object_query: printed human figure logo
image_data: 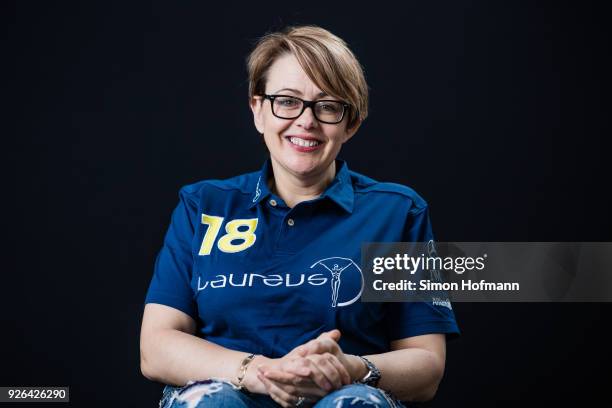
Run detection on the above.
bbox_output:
[252,176,262,202]
[310,257,363,307]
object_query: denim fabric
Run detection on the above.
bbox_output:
[159,380,407,408]
[315,384,406,408]
[159,380,277,408]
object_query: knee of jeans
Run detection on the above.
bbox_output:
[318,384,397,408]
[160,379,238,408]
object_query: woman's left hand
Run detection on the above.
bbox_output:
[292,329,367,381]
[257,352,350,407]
[257,330,365,407]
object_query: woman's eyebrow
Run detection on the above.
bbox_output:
[273,88,328,97]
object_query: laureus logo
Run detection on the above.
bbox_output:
[310,257,364,308]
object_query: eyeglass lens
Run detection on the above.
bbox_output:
[272,96,344,123]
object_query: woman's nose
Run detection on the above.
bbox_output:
[295,106,318,129]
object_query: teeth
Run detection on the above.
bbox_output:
[290,137,320,147]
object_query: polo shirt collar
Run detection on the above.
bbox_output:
[249,160,273,208]
[320,160,354,213]
[248,159,354,213]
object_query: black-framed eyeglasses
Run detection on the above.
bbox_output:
[262,94,350,125]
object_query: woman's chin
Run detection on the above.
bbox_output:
[283,158,326,178]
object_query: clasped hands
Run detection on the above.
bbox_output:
[243,329,366,407]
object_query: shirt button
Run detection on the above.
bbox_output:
[287,218,295,227]
[269,199,277,207]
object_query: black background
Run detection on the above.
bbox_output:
[3,1,611,407]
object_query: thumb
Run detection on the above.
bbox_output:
[293,345,308,357]
[319,329,341,342]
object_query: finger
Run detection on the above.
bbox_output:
[287,344,308,358]
[303,338,337,356]
[307,354,345,390]
[265,366,320,392]
[279,358,323,385]
[326,354,351,385]
[296,330,343,357]
[258,371,299,397]
[258,373,283,405]
[291,384,328,399]
[299,358,334,391]
[260,365,328,398]
[294,345,308,357]
[279,358,313,378]
[258,372,298,408]
[319,329,341,342]
[278,356,345,391]
[268,391,292,408]
[261,367,301,384]
[263,373,328,400]
[300,339,320,356]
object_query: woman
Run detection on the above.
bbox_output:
[140,25,459,408]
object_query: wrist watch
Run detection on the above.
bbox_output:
[356,356,381,387]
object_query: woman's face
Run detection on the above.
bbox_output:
[250,53,359,180]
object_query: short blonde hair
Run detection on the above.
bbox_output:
[247,25,369,129]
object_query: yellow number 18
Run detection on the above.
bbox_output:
[198,213,258,255]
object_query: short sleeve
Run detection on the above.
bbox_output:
[386,204,461,341]
[144,187,198,319]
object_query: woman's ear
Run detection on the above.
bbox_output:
[249,97,265,134]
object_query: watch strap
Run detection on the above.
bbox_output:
[357,356,381,387]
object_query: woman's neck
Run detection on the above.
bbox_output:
[269,160,336,208]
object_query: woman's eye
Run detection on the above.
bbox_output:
[319,103,340,113]
[277,98,299,107]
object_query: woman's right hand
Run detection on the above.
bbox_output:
[290,329,367,382]
[259,353,351,407]
[253,330,352,407]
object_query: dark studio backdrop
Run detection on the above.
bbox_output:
[2,1,611,407]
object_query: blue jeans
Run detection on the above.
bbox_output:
[159,379,408,408]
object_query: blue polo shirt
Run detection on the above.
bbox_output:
[145,159,459,358]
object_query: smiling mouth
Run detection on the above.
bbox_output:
[286,136,322,147]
